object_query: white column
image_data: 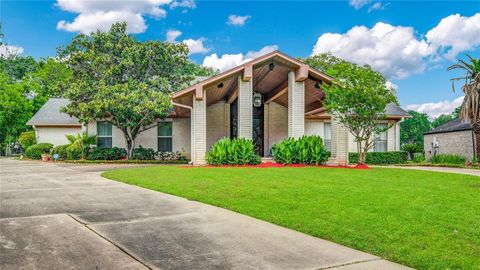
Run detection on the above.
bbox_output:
[287,71,305,138]
[327,115,349,166]
[192,91,207,165]
[238,75,253,139]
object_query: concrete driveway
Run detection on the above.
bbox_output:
[0,159,410,270]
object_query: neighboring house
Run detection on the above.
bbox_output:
[27,51,410,165]
[424,118,475,162]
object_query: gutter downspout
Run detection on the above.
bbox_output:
[171,101,194,165]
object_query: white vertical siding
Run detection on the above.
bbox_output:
[287,71,305,138]
[238,76,252,139]
[192,92,207,165]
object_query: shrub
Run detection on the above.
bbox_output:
[430,154,465,165]
[132,146,155,160]
[272,135,329,165]
[349,151,408,165]
[18,131,36,150]
[50,145,69,160]
[86,147,126,160]
[156,151,186,161]
[25,143,53,160]
[402,143,421,160]
[412,153,425,163]
[206,138,261,165]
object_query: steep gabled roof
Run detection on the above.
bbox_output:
[385,103,411,118]
[424,118,472,135]
[27,98,81,126]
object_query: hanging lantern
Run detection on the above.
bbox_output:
[253,92,263,107]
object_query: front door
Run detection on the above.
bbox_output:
[252,104,264,156]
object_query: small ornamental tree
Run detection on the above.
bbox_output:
[305,54,397,164]
[59,22,193,158]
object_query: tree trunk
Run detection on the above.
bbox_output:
[472,120,480,164]
[357,141,366,165]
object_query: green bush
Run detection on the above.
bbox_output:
[206,138,261,165]
[132,146,155,160]
[412,153,425,163]
[349,151,408,165]
[50,145,69,160]
[18,131,36,150]
[25,143,53,160]
[272,135,329,165]
[86,147,126,160]
[430,154,465,165]
[402,143,421,160]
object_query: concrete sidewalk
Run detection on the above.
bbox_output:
[0,159,411,270]
[378,165,480,176]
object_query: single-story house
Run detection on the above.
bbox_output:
[424,118,476,161]
[27,51,410,165]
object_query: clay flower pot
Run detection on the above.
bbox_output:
[41,154,50,162]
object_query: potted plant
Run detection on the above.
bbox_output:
[41,153,50,162]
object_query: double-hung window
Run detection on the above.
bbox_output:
[97,121,112,148]
[373,123,388,152]
[324,122,332,151]
[158,121,173,152]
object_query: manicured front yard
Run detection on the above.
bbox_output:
[102,166,480,269]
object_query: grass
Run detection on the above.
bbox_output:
[102,166,480,269]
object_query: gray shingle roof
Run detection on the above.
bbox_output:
[27,98,81,126]
[385,103,410,117]
[424,118,472,135]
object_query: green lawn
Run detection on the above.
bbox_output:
[102,166,480,269]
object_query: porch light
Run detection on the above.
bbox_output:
[314,82,321,89]
[253,92,263,107]
[217,82,224,88]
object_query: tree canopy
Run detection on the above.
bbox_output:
[59,22,194,158]
[400,110,431,148]
[304,53,397,164]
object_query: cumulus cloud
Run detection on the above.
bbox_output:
[312,22,434,79]
[405,96,464,119]
[0,45,24,58]
[227,15,251,26]
[56,0,172,34]
[426,13,480,60]
[165,29,209,55]
[202,45,278,72]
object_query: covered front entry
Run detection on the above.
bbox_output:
[171,50,349,165]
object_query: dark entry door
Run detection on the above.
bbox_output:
[252,105,264,156]
[230,99,238,138]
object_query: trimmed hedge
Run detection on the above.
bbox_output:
[86,147,126,160]
[132,146,155,160]
[430,154,465,165]
[349,151,408,165]
[206,138,261,165]
[272,135,329,165]
[25,143,53,160]
[50,145,83,160]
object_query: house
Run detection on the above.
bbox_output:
[27,51,410,165]
[424,118,475,161]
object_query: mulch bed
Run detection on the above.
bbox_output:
[184,162,371,169]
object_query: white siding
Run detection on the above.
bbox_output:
[192,92,207,165]
[34,126,82,146]
[238,76,252,139]
[206,100,228,150]
[287,71,305,138]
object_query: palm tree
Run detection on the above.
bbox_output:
[448,54,480,161]
[66,131,97,159]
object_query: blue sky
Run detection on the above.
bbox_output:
[2,0,479,118]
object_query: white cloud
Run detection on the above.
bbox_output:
[368,2,388,13]
[170,0,196,9]
[405,96,464,119]
[0,45,24,58]
[349,0,371,9]
[426,13,480,60]
[55,0,172,34]
[227,15,251,26]
[202,45,278,72]
[312,22,434,79]
[165,29,209,55]
[166,29,182,42]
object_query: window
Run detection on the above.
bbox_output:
[373,123,388,152]
[324,123,331,151]
[158,122,173,152]
[97,121,112,148]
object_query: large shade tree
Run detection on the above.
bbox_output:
[304,54,397,164]
[59,22,194,158]
[448,54,480,160]
[400,110,431,148]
